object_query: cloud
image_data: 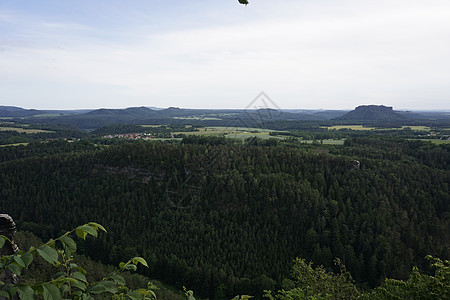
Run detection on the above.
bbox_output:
[1,0,450,109]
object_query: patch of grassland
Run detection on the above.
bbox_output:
[419,139,450,145]
[322,139,345,145]
[226,133,285,139]
[0,143,29,147]
[322,125,376,131]
[0,126,53,133]
[173,116,222,120]
[32,113,67,117]
[400,126,431,131]
[299,139,345,145]
[173,126,278,138]
[323,125,432,132]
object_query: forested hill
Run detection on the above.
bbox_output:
[22,107,329,130]
[0,138,449,298]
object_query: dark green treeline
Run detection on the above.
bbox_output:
[0,138,448,298]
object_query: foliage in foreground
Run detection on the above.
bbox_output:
[1,223,449,300]
[265,256,449,300]
[264,258,360,300]
[0,223,156,299]
[362,255,450,300]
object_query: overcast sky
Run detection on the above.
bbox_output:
[1,0,450,110]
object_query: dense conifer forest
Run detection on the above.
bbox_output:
[0,135,448,298]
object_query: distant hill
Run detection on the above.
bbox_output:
[83,106,159,118]
[35,106,162,129]
[5,105,449,130]
[16,106,334,129]
[0,106,41,117]
[333,105,408,122]
[0,106,91,118]
[0,106,26,112]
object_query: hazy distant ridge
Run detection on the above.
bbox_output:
[1,105,450,130]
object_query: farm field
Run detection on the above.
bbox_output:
[173,126,281,139]
[299,139,345,145]
[400,125,431,131]
[418,139,450,145]
[322,125,376,130]
[0,142,29,147]
[173,116,222,120]
[323,125,432,131]
[0,126,53,133]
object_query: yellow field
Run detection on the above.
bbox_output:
[0,126,52,133]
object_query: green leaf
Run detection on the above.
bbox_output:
[88,283,106,295]
[100,281,117,294]
[66,278,80,284]
[37,245,59,265]
[75,228,87,240]
[186,290,196,300]
[18,285,35,300]
[6,263,21,276]
[71,280,87,291]
[0,237,5,249]
[69,263,87,275]
[52,271,65,280]
[60,284,70,295]
[13,255,25,268]
[88,281,117,295]
[131,257,148,267]
[70,271,87,283]
[46,239,56,249]
[0,291,9,298]
[21,252,33,268]
[130,289,157,298]
[53,277,78,284]
[124,264,137,271]
[88,222,107,232]
[60,236,77,257]
[75,225,98,239]
[6,287,18,298]
[43,283,61,300]
[82,293,94,300]
[110,274,125,286]
[126,290,142,298]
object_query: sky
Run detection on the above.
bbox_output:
[1,0,450,110]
